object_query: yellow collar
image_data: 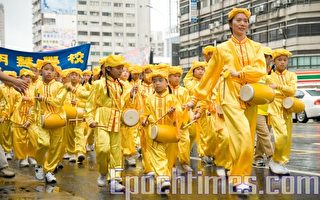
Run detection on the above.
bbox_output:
[231,35,248,44]
[155,89,169,98]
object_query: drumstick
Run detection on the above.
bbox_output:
[181,119,197,129]
[68,119,85,122]
[152,111,171,125]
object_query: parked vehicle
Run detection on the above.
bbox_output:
[292,88,320,123]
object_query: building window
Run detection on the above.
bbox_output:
[90,51,101,56]
[103,42,112,46]
[101,1,111,6]
[90,21,99,25]
[90,1,99,6]
[126,23,135,27]
[201,0,208,8]
[78,31,88,36]
[114,22,123,27]
[116,42,123,47]
[78,21,88,25]
[126,13,135,17]
[126,33,135,37]
[103,52,111,56]
[114,2,123,7]
[102,22,112,26]
[128,43,135,47]
[77,11,86,15]
[78,41,87,45]
[115,32,124,37]
[90,42,100,46]
[125,3,135,8]
[90,11,99,16]
[78,1,86,5]
[102,12,111,17]
[102,32,112,36]
[43,18,56,25]
[114,13,124,17]
[90,32,100,36]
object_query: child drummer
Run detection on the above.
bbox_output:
[85,54,137,192]
[141,67,182,192]
[266,49,297,175]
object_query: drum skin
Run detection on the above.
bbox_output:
[283,97,305,113]
[122,108,139,127]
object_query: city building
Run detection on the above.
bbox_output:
[179,0,320,72]
[0,4,4,47]
[76,0,151,66]
[32,0,77,52]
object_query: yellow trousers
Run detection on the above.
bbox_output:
[178,129,191,165]
[140,126,153,173]
[12,123,38,160]
[270,114,292,164]
[222,104,255,185]
[0,120,12,153]
[84,125,94,146]
[65,121,86,155]
[121,125,136,156]
[94,128,122,179]
[147,135,178,182]
[210,114,232,169]
[35,126,65,173]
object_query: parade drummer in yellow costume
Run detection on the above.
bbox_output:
[92,66,101,81]
[266,49,297,175]
[28,63,41,86]
[253,47,274,167]
[202,45,232,176]
[119,63,139,167]
[32,59,70,184]
[11,69,38,167]
[168,65,193,172]
[85,54,137,191]
[0,71,20,160]
[141,68,182,192]
[183,61,214,165]
[63,68,89,164]
[128,65,142,86]
[187,8,266,192]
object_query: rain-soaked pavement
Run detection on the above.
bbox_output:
[1,122,319,199]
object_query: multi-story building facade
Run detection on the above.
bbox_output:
[151,31,164,58]
[179,0,320,72]
[0,4,5,47]
[77,0,151,66]
[32,0,77,52]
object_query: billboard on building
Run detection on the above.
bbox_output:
[41,0,76,14]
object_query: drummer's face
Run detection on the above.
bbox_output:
[108,65,124,79]
[274,55,288,73]
[193,67,205,79]
[169,73,181,87]
[152,76,168,94]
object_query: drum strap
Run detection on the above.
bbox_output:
[106,83,121,112]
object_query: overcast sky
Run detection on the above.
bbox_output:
[0,0,177,52]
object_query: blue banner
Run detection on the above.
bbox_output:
[0,44,91,73]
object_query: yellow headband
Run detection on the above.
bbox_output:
[150,69,169,80]
[99,54,126,67]
[272,49,292,60]
[143,64,154,72]
[191,61,207,71]
[262,47,273,56]
[129,65,143,74]
[61,69,70,78]
[4,71,17,78]
[27,63,37,69]
[203,45,216,56]
[66,68,82,76]
[92,66,101,76]
[82,69,92,76]
[36,59,59,71]
[168,66,183,75]
[19,69,35,77]
[228,8,251,21]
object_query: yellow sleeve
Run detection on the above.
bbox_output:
[84,83,99,125]
[141,97,155,124]
[43,84,68,108]
[193,48,223,103]
[279,72,297,97]
[239,43,266,83]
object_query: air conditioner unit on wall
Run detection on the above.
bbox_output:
[209,23,214,30]
[278,28,283,35]
[214,21,220,27]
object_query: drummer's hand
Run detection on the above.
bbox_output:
[65,83,74,92]
[71,99,77,106]
[193,112,201,120]
[22,121,31,130]
[22,96,30,101]
[186,101,195,110]
[141,119,149,127]
[34,96,44,102]
[89,121,98,128]
[230,70,240,78]
[130,85,139,98]
[269,84,277,89]
[168,107,176,114]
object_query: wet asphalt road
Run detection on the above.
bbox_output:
[0,122,319,200]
